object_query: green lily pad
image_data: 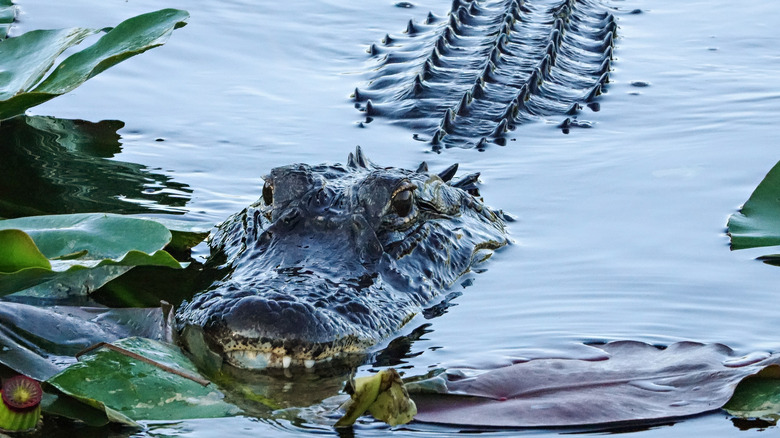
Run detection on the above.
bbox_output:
[0,213,183,296]
[728,160,780,250]
[46,337,240,422]
[140,216,211,253]
[0,9,188,121]
[724,365,780,424]
[0,0,16,39]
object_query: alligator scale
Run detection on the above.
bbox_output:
[177,0,619,369]
[177,148,508,368]
[354,0,616,148]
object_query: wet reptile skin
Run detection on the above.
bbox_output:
[176,148,508,368]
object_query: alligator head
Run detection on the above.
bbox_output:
[176,147,508,369]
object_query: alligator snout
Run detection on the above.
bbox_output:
[176,148,508,369]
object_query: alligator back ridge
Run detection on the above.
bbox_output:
[353,0,617,149]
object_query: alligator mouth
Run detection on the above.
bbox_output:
[223,345,368,369]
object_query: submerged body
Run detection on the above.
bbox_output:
[176,148,508,368]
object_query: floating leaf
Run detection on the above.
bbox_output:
[724,365,780,424]
[46,337,240,422]
[0,229,50,273]
[408,341,780,428]
[0,9,189,120]
[0,213,183,296]
[0,302,173,381]
[0,0,16,39]
[336,368,416,427]
[728,160,780,250]
[140,216,211,252]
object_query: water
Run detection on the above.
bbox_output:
[8,0,780,436]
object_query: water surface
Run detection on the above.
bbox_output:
[10,0,780,436]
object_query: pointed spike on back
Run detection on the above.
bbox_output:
[601,32,615,51]
[491,118,508,137]
[453,172,480,188]
[353,87,363,102]
[430,46,443,67]
[527,69,540,93]
[490,46,502,66]
[496,33,510,54]
[566,103,580,115]
[539,53,552,75]
[421,59,433,80]
[406,19,418,35]
[367,43,379,55]
[503,102,519,121]
[347,152,357,168]
[545,40,558,64]
[382,34,393,45]
[426,11,436,24]
[469,2,479,14]
[416,161,429,173]
[456,91,471,116]
[476,137,488,151]
[365,99,376,115]
[509,0,523,20]
[457,5,474,25]
[448,14,461,34]
[472,80,486,99]
[354,145,371,168]
[516,83,529,103]
[586,84,602,102]
[598,71,609,85]
[412,74,425,96]
[431,128,446,146]
[436,34,448,54]
[438,163,459,182]
[441,108,456,133]
[445,107,455,121]
[598,57,611,76]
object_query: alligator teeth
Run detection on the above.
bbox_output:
[304,359,315,369]
[282,356,292,368]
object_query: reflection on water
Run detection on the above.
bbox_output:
[0,116,191,218]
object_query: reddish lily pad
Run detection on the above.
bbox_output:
[409,341,780,428]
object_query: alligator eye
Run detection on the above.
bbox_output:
[392,189,413,217]
[262,181,273,206]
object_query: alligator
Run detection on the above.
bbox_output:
[176,148,508,368]
[354,0,617,149]
[176,0,617,370]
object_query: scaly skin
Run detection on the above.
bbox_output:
[354,0,617,149]
[176,148,508,369]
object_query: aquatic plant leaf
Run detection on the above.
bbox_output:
[728,160,780,250]
[0,229,50,273]
[0,302,173,381]
[138,216,211,252]
[0,116,192,218]
[46,337,240,422]
[0,28,96,103]
[0,213,184,296]
[0,9,188,121]
[336,368,416,427]
[0,0,17,39]
[724,365,780,424]
[408,341,780,428]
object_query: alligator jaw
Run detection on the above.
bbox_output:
[223,347,366,370]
